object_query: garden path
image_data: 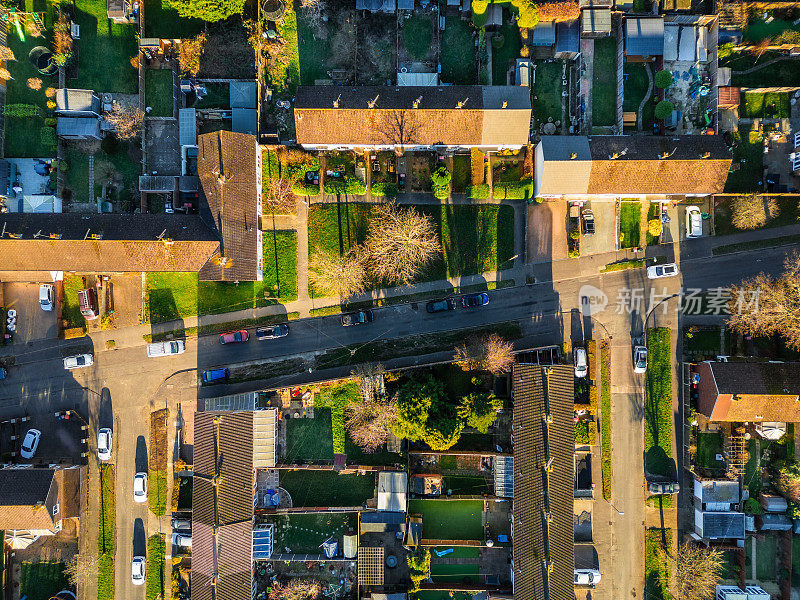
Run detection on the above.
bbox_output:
[580,38,594,131]
[637,63,653,132]
[732,55,797,76]
[295,192,311,317]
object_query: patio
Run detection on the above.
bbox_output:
[1,159,59,211]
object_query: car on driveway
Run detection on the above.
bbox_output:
[63,354,93,370]
[219,330,249,344]
[39,284,54,311]
[574,347,588,378]
[574,569,602,586]
[131,556,146,586]
[256,324,289,340]
[461,293,489,309]
[646,263,679,279]
[97,428,112,461]
[133,472,148,503]
[202,368,229,384]
[582,209,595,235]
[633,345,648,374]
[426,298,457,313]
[648,481,680,495]
[171,518,191,531]
[20,429,41,459]
[172,533,192,548]
[686,206,702,238]
[341,310,373,327]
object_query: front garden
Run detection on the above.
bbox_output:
[619,201,641,249]
[20,562,70,600]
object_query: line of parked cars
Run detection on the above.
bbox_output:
[426,292,490,314]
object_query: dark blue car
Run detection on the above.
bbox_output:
[202,368,229,384]
[426,298,457,314]
[460,292,490,309]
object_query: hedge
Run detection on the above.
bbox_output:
[324,176,366,195]
[470,148,485,185]
[62,327,87,339]
[292,180,321,196]
[493,178,533,200]
[371,181,398,197]
[466,184,490,199]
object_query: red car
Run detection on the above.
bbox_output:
[219,330,249,345]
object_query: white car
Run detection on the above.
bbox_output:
[63,354,93,370]
[171,533,192,548]
[133,472,148,503]
[633,346,648,374]
[97,428,112,461]
[685,206,702,238]
[20,429,41,459]
[646,263,679,280]
[146,340,185,358]
[131,556,146,586]
[574,347,588,378]
[574,569,602,586]
[39,284,54,311]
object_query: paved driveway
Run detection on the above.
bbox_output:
[580,201,617,256]
[3,282,58,343]
[527,201,567,262]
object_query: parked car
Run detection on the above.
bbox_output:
[461,292,490,309]
[201,368,229,384]
[582,209,595,235]
[256,324,289,340]
[574,569,602,586]
[171,518,191,532]
[0,367,7,381]
[63,354,94,370]
[39,284,54,311]
[131,556,146,586]
[133,472,148,503]
[648,481,680,495]
[97,428,112,461]
[78,288,98,320]
[20,429,41,459]
[219,330,249,345]
[686,206,702,238]
[426,298,457,313]
[341,310,373,327]
[574,347,588,378]
[172,533,192,548]
[646,263,679,279]
[146,340,185,358]
[633,345,648,374]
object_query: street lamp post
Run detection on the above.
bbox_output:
[604,498,624,516]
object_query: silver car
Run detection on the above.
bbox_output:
[131,556,146,586]
[97,428,112,461]
[63,354,93,370]
[633,346,648,374]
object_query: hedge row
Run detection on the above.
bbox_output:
[371,181,398,197]
[493,178,534,200]
[292,180,321,196]
[324,176,367,195]
[466,184,490,199]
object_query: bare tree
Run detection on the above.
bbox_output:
[269,579,323,600]
[346,395,398,452]
[104,103,145,140]
[728,251,800,350]
[178,32,207,76]
[266,178,296,214]
[64,553,100,587]
[309,247,368,298]
[379,110,422,153]
[660,542,724,600]
[364,204,440,285]
[95,161,123,190]
[730,194,779,230]
[300,0,326,39]
[455,333,515,374]
[327,11,356,77]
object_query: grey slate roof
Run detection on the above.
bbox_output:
[0,468,55,505]
[232,108,258,135]
[695,479,739,504]
[705,362,800,396]
[625,17,665,56]
[229,81,257,109]
[556,20,580,54]
[57,117,100,138]
[700,511,745,539]
[531,21,556,45]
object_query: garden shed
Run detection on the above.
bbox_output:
[581,7,611,35]
[758,494,788,513]
[531,21,556,46]
[397,72,438,86]
[56,89,100,117]
[57,117,101,140]
[377,471,407,512]
[356,0,396,10]
[625,17,665,59]
[756,514,793,531]
[663,21,708,62]
[230,81,257,110]
[555,20,580,59]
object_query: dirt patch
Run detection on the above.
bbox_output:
[150,409,168,471]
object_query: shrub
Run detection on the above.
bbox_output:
[570,229,581,240]
[324,176,366,195]
[743,497,765,515]
[63,327,86,339]
[731,194,779,230]
[40,126,57,148]
[654,70,673,89]
[4,103,41,118]
[513,0,540,28]
[472,0,489,14]
[478,65,489,85]
[470,148,485,185]
[492,33,505,49]
[44,117,56,127]
[263,148,280,180]
[431,166,451,200]
[493,178,533,200]
[101,136,119,154]
[371,181,398,197]
[654,100,675,120]
[58,159,70,173]
[520,45,530,58]
[292,180,321,196]
[466,184,490,199]
[568,249,580,258]
[647,219,662,238]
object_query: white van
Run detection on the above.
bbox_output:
[39,284,54,311]
[146,340,186,358]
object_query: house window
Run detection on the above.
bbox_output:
[52,504,60,516]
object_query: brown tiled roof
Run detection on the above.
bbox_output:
[294,86,531,147]
[586,158,731,194]
[198,131,262,281]
[191,521,253,600]
[512,364,574,600]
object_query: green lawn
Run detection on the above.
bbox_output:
[755,535,777,580]
[279,471,375,507]
[20,562,69,600]
[98,464,115,600]
[271,512,356,554]
[443,475,489,495]
[263,230,298,301]
[623,63,654,132]
[645,328,673,478]
[744,18,800,42]
[146,534,166,600]
[684,327,721,355]
[62,146,91,203]
[696,432,725,471]
[403,15,433,61]
[93,139,141,210]
[724,126,764,193]
[73,0,138,93]
[145,68,174,117]
[148,468,167,516]
[452,154,470,193]
[296,5,329,85]
[645,529,670,600]
[619,201,641,249]
[491,17,521,85]
[741,91,790,119]
[143,0,204,39]
[592,37,618,127]
[284,408,334,462]
[744,439,762,498]
[441,17,476,84]
[62,273,86,330]
[407,499,484,540]
[721,52,800,87]
[145,272,198,323]
[792,536,800,586]
[195,82,230,109]
[531,61,563,128]
[432,546,480,559]
[267,2,300,94]
[430,562,479,583]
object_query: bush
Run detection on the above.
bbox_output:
[101,136,119,154]
[371,181,398,197]
[291,180,320,196]
[493,178,533,200]
[743,497,765,515]
[472,0,489,14]
[514,0,540,28]
[63,327,86,339]
[647,219,662,238]
[470,148,485,185]
[569,229,580,240]
[492,33,505,49]
[654,101,675,120]
[731,194,779,230]
[44,117,56,127]
[478,65,489,85]
[40,126,57,148]
[568,249,580,258]
[58,160,70,173]
[324,176,366,195]
[431,166,451,200]
[466,184,490,199]
[654,70,673,89]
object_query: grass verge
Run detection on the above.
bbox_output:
[146,534,166,600]
[601,259,646,273]
[600,341,612,501]
[98,463,115,600]
[645,328,673,477]
[645,529,671,600]
[713,233,800,256]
